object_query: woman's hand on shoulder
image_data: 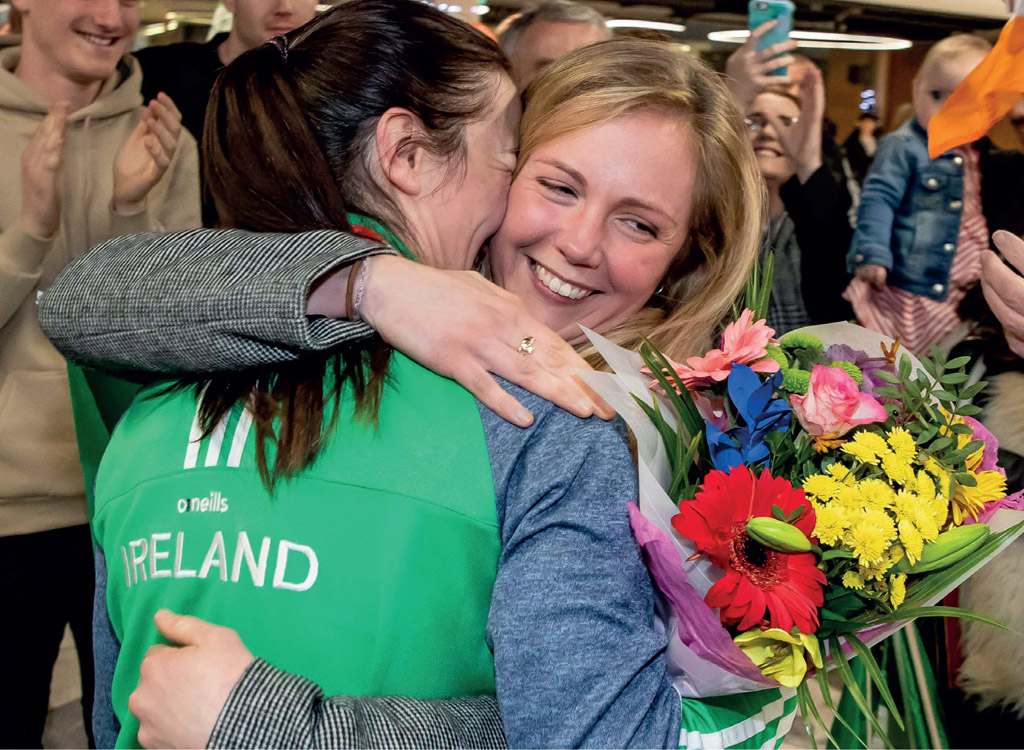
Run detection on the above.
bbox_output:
[130,609,254,749]
[359,256,614,426]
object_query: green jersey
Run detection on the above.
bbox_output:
[93,354,499,748]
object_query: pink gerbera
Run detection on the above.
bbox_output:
[644,310,780,392]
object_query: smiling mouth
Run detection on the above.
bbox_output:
[754,146,784,157]
[530,261,595,301]
[76,31,119,47]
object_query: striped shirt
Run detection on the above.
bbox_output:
[844,145,989,355]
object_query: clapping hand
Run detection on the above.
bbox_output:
[725,20,799,109]
[113,93,183,213]
[20,102,70,239]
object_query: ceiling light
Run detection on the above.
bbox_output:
[706,29,911,50]
[606,19,686,33]
[470,3,489,14]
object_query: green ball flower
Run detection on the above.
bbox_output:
[779,333,824,352]
[781,368,811,395]
[763,344,789,370]
[831,360,863,386]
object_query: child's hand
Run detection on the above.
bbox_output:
[856,264,888,288]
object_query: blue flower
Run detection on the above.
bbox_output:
[705,364,791,472]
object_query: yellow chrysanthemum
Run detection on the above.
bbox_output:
[845,509,897,565]
[930,496,950,530]
[859,478,896,510]
[860,554,897,581]
[923,457,946,478]
[842,571,866,590]
[882,452,916,486]
[887,427,917,463]
[827,463,856,485]
[843,441,881,465]
[814,504,849,546]
[889,489,917,521]
[803,474,841,501]
[853,431,890,457]
[915,471,936,503]
[913,504,940,542]
[835,484,865,510]
[952,471,1008,525]
[897,519,924,563]
[889,573,908,608]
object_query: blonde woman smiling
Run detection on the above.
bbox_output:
[42,37,787,750]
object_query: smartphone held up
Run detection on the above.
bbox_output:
[749,0,794,76]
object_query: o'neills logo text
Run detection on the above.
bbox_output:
[119,531,318,592]
[178,491,229,513]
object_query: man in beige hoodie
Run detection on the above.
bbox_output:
[0,0,200,742]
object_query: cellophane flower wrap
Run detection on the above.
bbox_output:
[579,271,1024,746]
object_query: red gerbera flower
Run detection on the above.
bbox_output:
[671,466,826,634]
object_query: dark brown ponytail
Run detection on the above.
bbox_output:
[191,0,510,490]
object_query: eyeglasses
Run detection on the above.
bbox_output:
[744,113,799,133]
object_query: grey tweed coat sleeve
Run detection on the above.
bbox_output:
[38,228,398,374]
[209,661,505,750]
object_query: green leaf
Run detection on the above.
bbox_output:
[828,637,893,747]
[930,344,946,369]
[845,633,905,731]
[796,683,819,750]
[640,342,706,451]
[898,354,912,381]
[822,549,856,561]
[954,472,978,488]
[797,679,844,750]
[945,355,971,370]
[949,423,973,435]
[862,605,1009,630]
[921,356,939,380]
[816,667,866,749]
[875,370,900,384]
[959,381,987,401]
[933,389,959,401]
[940,372,969,386]
[787,504,807,523]
[875,386,903,399]
[958,404,983,417]
[669,433,703,502]
[631,394,680,474]
[771,504,787,521]
[929,436,952,453]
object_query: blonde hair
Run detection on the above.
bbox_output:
[917,34,992,81]
[519,38,766,364]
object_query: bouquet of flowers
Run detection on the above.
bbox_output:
[580,271,1024,747]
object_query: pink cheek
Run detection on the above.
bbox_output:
[506,193,563,249]
[608,253,671,300]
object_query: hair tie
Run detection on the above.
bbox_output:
[270,34,289,63]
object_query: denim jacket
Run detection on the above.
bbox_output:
[847,118,967,301]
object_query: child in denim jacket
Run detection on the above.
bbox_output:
[845,35,992,355]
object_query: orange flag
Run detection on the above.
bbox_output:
[928,4,1024,158]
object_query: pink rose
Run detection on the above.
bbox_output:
[790,365,887,437]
